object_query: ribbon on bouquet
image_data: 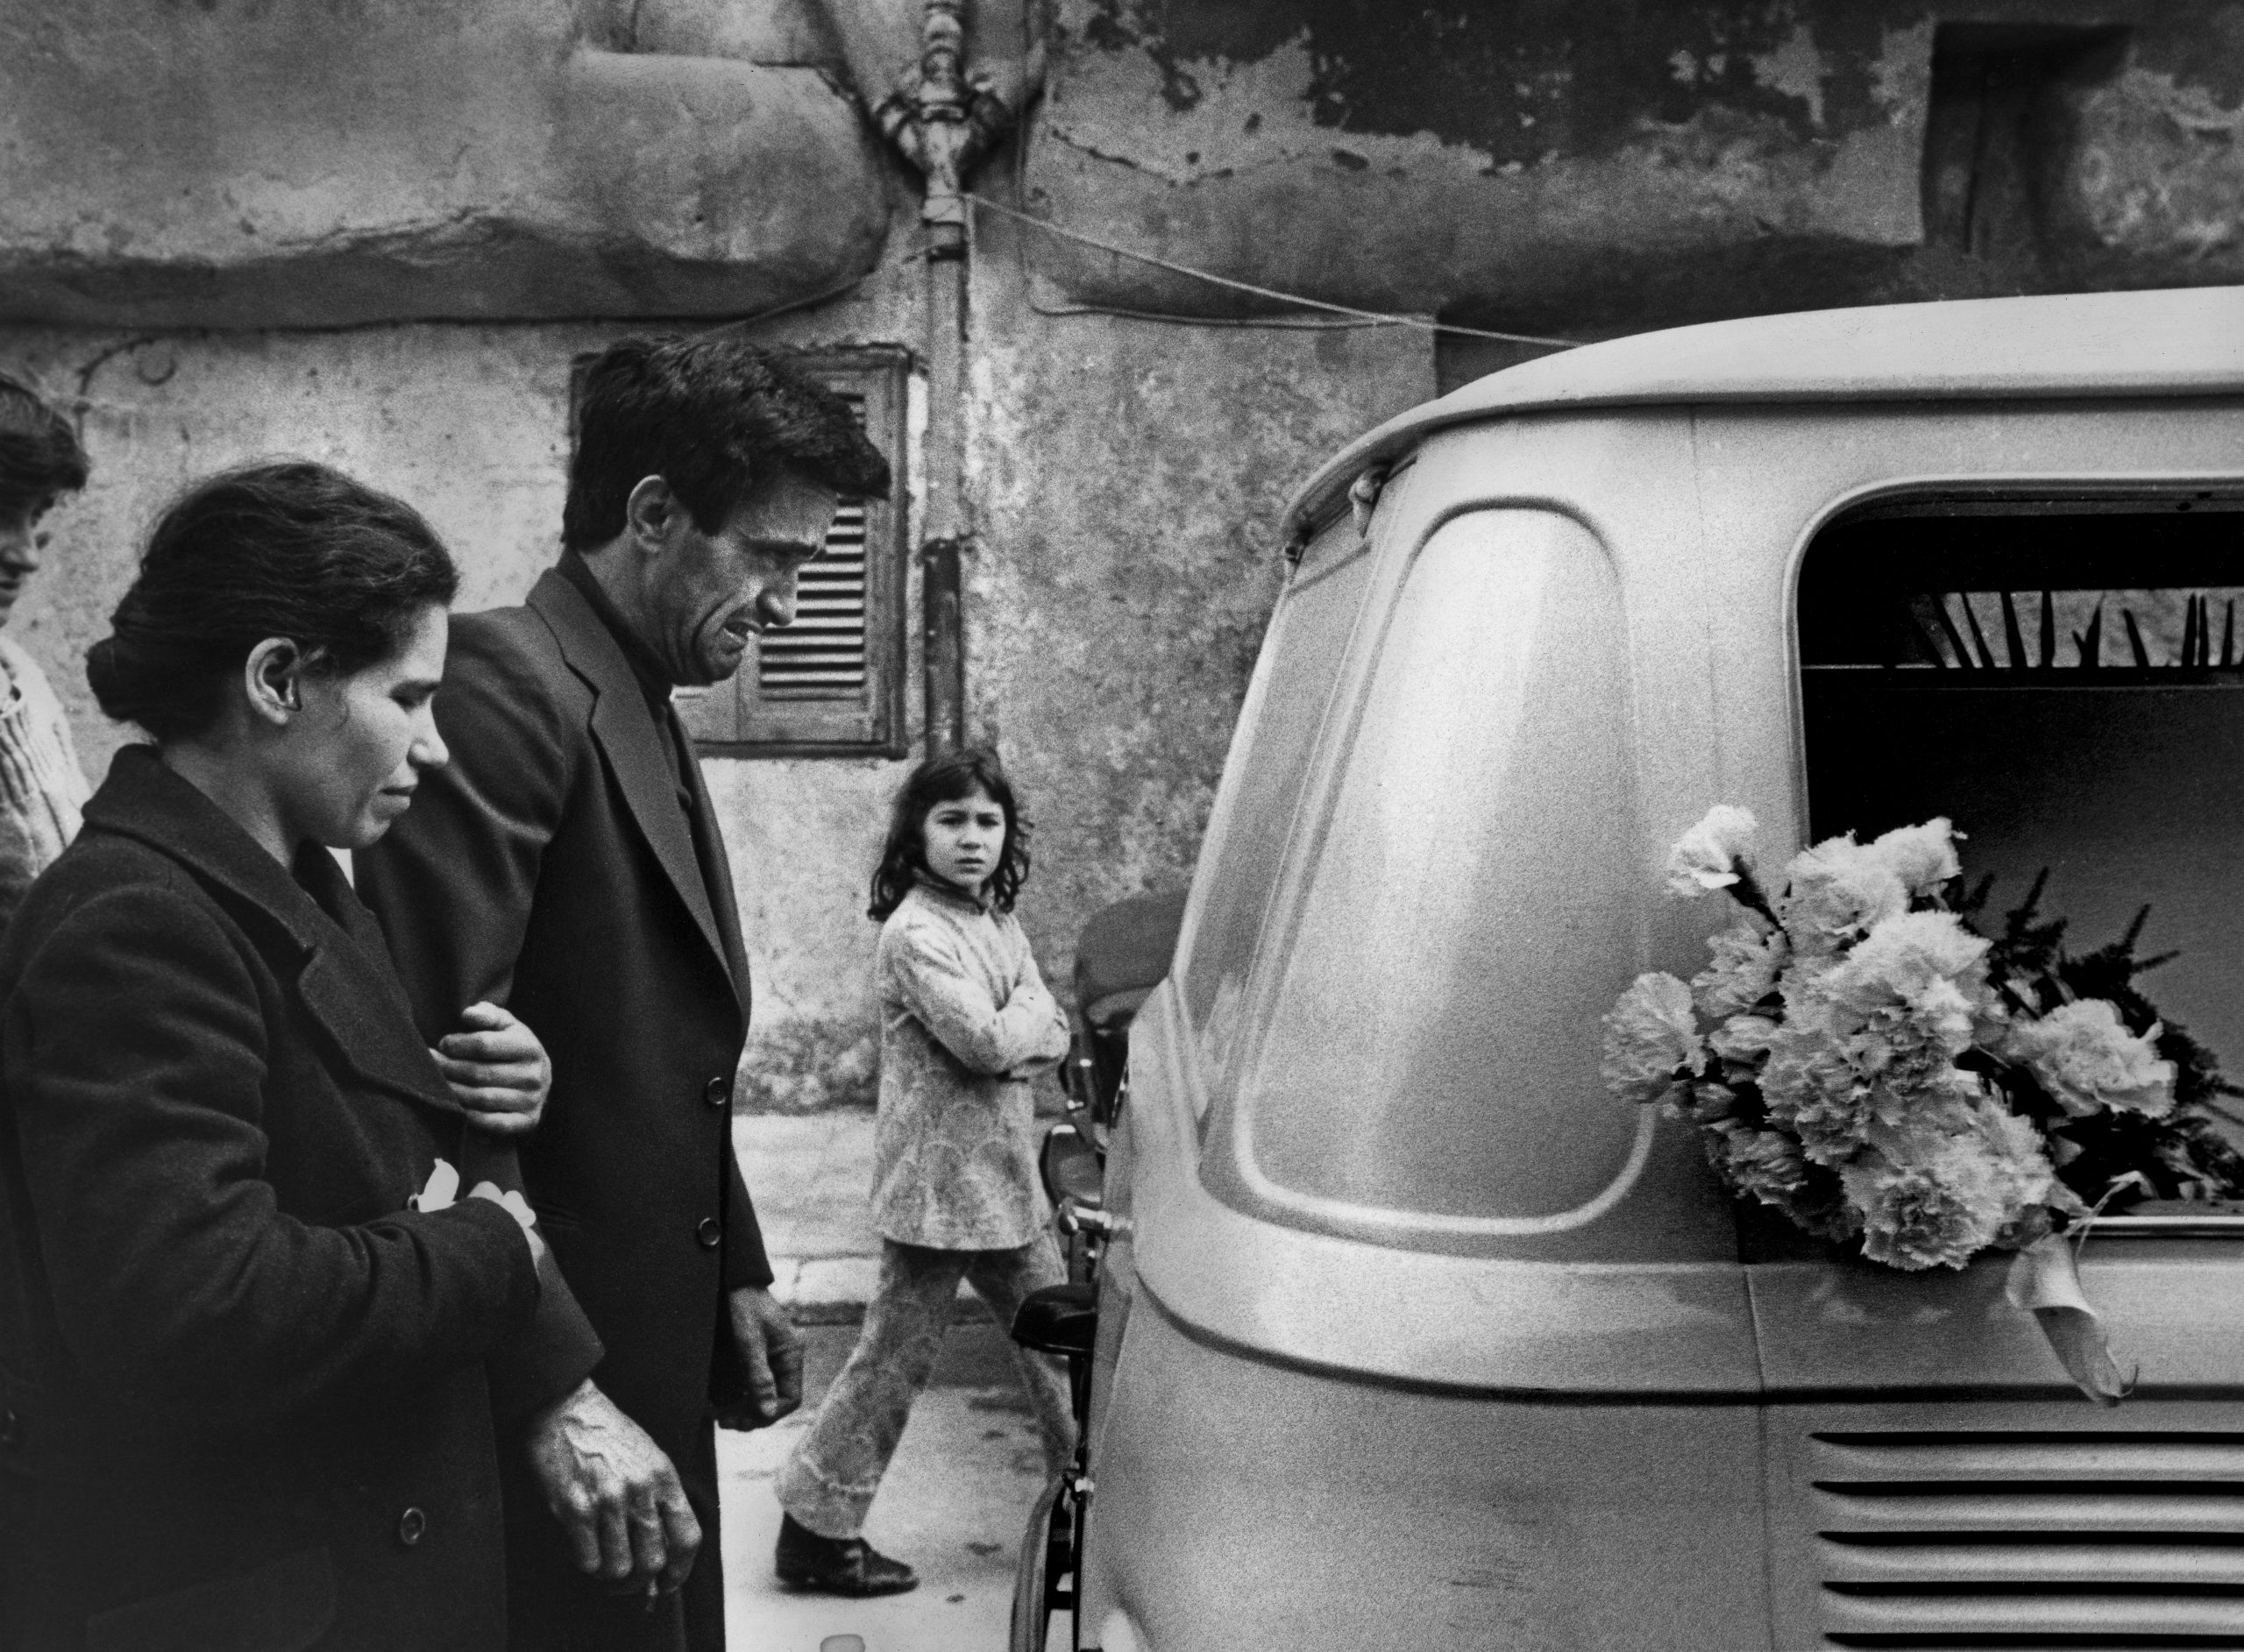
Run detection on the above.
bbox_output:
[2005,1230,2135,1407]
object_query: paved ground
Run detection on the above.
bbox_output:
[721,1322,1049,1652]
[738,1111,894,1323]
[725,1112,1054,1651]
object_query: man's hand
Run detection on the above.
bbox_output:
[714,1286,805,1432]
[524,1380,700,1598]
[434,1001,550,1136]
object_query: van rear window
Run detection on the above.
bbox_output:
[1228,509,1646,1228]
[1800,501,2244,1139]
[1176,512,1376,1085]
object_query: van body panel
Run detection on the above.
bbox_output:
[1189,415,1747,1266]
[1228,508,1649,1230]
[1182,397,2244,1249]
[1287,287,2244,537]
[1077,294,2244,1651]
[1750,1251,2244,1395]
[1129,985,1764,1396]
[1082,1290,1773,1652]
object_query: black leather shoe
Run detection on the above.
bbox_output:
[775,1512,919,1597]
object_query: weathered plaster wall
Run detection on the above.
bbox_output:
[0,235,1429,1110]
[16,0,2240,335]
[1027,0,2244,331]
[707,268,1427,1111]
[0,0,893,327]
[961,223,1433,1021]
[2056,43,2244,274]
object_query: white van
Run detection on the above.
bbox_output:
[1060,287,2244,1651]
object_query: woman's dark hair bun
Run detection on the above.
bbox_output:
[87,459,458,742]
[86,627,224,741]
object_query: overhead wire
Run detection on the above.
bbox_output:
[966,188,1583,347]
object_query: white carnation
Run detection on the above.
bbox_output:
[1667,805,1759,898]
[1600,973,1705,1107]
[2005,998,2177,1119]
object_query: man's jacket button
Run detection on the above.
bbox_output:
[703,1075,730,1108]
[398,1507,428,1547]
[696,1216,722,1250]
[0,1410,18,1448]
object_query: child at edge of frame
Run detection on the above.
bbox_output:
[770,746,1077,1595]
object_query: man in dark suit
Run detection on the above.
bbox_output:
[357,337,891,1651]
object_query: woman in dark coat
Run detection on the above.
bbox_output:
[0,462,558,1652]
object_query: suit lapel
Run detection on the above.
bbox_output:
[526,571,738,996]
[670,701,752,1010]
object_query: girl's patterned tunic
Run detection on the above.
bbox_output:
[870,879,1070,1250]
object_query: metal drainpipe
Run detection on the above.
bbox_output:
[873,0,1041,753]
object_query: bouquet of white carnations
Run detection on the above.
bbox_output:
[1602,806,2244,1273]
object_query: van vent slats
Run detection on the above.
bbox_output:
[1825,1638,2244,1648]
[1814,1435,2244,1481]
[1804,1430,2244,1647]
[1821,1541,2244,1585]
[1821,1490,2244,1526]
[1821,1592,2244,1635]
[1817,1491,2244,1533]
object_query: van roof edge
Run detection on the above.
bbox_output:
[1283,285,2244,542]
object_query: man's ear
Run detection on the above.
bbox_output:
[244,636,306,728]
[623,475,679,554]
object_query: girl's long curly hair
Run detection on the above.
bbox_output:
[869,748,1033,920]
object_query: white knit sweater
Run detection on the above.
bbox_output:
[0,635,90,930]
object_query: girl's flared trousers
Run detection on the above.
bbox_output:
[775,1235,1079,1539]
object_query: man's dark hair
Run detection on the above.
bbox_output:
[0,370,90,514]
[87,460,458,742]
[563,337,891,552]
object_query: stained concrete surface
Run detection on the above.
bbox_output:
[720,1322,1055,1652]
[1033,0,2244,325]
[0,2,891,327]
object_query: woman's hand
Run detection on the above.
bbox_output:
[432,1001,550,1136]
[411,1159,546,1265]
[466,1179,548,1267]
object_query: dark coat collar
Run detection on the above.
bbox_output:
[524,569,744,1004]
[81,746,463,1120]
[83,746,340,959]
